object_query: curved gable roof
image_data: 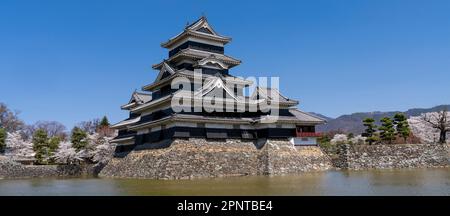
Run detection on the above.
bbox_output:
[154,61,176,82]
[186,16,220,36]
[161,17,231,48]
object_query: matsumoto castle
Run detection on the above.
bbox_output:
[111,17,325,153]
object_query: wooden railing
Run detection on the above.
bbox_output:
[296,132,322,137]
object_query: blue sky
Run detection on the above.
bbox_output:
[1,0,450,129]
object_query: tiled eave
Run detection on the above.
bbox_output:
[256,116,325,125]
[152,48,241,70]
[120,102,137,110]
[131,94,174,113]
[142,72,253,91]
[111,116,141,129]
[128,114,253,131]
[111,136,134,145]
[127,113,324,132]
[130,92,296,115]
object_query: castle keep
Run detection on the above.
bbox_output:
[111,17,325,154]
[99,17,333,179]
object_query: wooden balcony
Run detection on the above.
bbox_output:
[296,132,322,137]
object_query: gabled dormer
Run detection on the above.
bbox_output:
[154,61,176,83]
[121,91,152,110]
[251,87,299,107]
[194,77,239,101]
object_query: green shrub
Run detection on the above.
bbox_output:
[0,127,6,153]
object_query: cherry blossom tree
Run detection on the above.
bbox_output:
[330,134,348,145]
[52,133,115,165]
[5,127,116,165]
[5,132,34,160]
[409,113,448,144]
[330,134,366,145]
[85,133,115,164]
[92,137,116,164]
[420,110,450,144]
[349,135,367,145]
[52,142,84,164]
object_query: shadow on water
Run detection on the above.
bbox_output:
[0,168,449,196]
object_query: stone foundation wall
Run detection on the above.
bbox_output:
[0,157,99,179]
[335,144,449,170]
[99,138,332,179]
[265,140,332,175]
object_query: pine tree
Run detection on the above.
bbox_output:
[348,133,355,139]
[48,136,61,153]
[47,136,61,163]
[362,118,378,145]
[393,113,411,143]
[71,127,88,152]
[0,127,6,153]
[379,117,396,144]
[33,129,49,164]
[99,116,110,128]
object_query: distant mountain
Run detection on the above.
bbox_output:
[308,112,334,122]
[315,105,450,134]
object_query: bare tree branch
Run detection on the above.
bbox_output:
[0,103,25,132]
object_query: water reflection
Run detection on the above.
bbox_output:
[0,168,449,196]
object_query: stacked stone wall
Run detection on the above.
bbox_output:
[100,138,332,179]
[333,144,449,170]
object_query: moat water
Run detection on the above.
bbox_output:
[0,168,449,196]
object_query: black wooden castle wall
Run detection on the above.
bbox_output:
[169,41,224,57]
